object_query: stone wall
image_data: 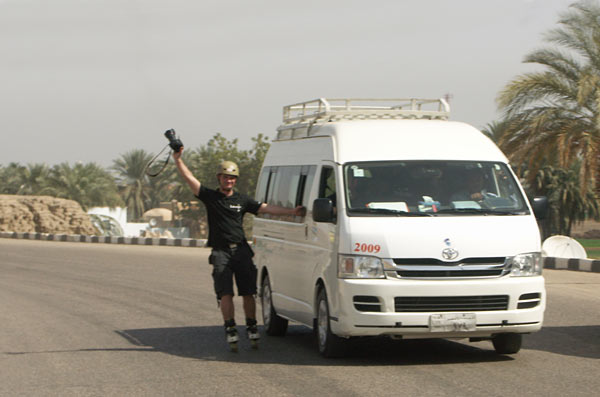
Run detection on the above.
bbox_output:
[0,195,97,235]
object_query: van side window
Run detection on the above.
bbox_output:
[259,166,304,222]
[319,166,337,207]
[274,166,302,208]
[298,165,317,207]
[255,167,271,203]
[266,167,279,205]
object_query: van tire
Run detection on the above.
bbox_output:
[261,274,288,336]
[492,333,522,354]
[316,288,346,358]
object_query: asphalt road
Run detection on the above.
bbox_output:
[1,239,598,396]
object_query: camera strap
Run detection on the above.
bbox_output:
[145,144,172,177]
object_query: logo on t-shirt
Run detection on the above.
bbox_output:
[230,204,242,212]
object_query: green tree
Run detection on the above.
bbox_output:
[0,163,51,195]
[15,163,51,195]
[240,133,271,198]
[41,162,122,210]
[146,165,178,210]
[481,120,509,143]
[0,163,25,194]
[112,149,154,221]
[527,163,600,237]
[497,0,600,194]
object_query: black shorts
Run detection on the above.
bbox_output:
[208,244,257,299]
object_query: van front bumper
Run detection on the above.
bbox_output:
[329,276,545,339]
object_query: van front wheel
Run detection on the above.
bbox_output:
[261,274,288,336]
[492,333,522,354]
[316,288,346,358]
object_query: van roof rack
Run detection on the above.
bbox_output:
[281,98,450,125]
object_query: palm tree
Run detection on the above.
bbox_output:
[497,0,600,194]
[528,163,599,236]
[16,163,50,195]
[0,163,25,194]
[112,149,154,221]
[42,162,122,210]
[146,163,178,210]
[481,120,509,144]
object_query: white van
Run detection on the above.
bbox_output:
[253,98,547,357]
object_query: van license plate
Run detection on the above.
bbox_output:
[429,313,476,332]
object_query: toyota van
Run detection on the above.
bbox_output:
[253,98,547,357]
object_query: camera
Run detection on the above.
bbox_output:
[164,129,183,152]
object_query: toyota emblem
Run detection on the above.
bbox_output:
[442,248,459,260]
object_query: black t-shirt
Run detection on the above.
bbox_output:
[196,185,262,248]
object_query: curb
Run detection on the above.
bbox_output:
[0,231,207,248]
[542,256,600,273]
[1,231,598,273]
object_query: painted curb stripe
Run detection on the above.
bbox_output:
[0,231,207,249]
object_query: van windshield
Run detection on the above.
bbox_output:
[344,161,529,216]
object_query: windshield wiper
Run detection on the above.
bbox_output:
[349,208,434,216]
[435,208,526,215]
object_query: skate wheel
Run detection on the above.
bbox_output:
[250,339,258,349]
[229,342,238,352]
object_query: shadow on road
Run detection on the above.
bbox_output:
[115,325,513,365]
[524,325,600,359]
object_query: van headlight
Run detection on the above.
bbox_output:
[338,255,385,279]
[507,252,543,276]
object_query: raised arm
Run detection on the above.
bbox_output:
[173,148,201,195]
[258,203,306,217]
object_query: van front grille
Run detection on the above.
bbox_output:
[394,295,509,312]
[397,269,503,278]
[388,257,508,279]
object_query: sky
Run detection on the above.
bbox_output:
[0,0,579,167]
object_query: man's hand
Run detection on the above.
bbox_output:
[294,206,306,217]
[173,146,184,161]
[470,192,483,200]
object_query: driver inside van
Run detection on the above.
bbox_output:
[451,168,487,201]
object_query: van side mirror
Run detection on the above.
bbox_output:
[531,196,548,220]
[313,198,335,223]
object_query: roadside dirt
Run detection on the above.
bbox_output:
[0,195,97,235]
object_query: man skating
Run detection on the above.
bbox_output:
[173,148,304,350]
